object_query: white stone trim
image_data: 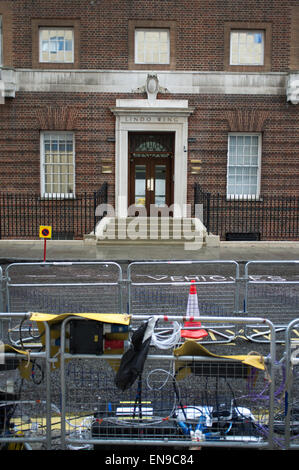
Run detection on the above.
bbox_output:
[14,69,287,95]
[0,67,16,98]
[111,98,194,218]
[287,73,299,105]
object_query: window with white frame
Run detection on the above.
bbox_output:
[227,134,261,199]
[39,28,74,63]
[41,132,75,197]
[230,30,264,66]
[135,29,170,64]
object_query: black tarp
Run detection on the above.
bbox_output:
[115,319,156,391]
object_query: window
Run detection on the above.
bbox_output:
[128,20,176,70]
[230,30,264,66]
[227,134,261,199]
[41,132,75,197]
[0,15,2,66]
[39,28,74,63]
[135,29,170,65]
[32,19,80,69]
[224,22,271,71]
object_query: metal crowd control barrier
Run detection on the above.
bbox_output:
[3,259,299,347]
[244,261,299,343]
[2,259,299,450]
[4,261,124,347]
[2,312,296,450]
[284,318,299,450]
[0,267,3,337]
[127,261,242,344]
[59,315,277,450]
[0,312,52,450]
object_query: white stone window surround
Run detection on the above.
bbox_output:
[230,30,265,66]
[111,99,194,218]
[40,131,75,198]
[39,27,74,64]
[227,132,262,200]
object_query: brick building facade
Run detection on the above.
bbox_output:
[0,0,298,241]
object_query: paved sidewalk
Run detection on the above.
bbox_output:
[0,239,299,263]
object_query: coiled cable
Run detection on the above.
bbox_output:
[150,318,182,350]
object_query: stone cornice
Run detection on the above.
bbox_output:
[0,67,16,98]
[2,69,297,104]
[287,73,299,105]
[13,69,288,96]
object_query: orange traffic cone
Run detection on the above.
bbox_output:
[181,280,208,340]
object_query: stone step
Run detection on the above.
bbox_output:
[94,217,206,246]
[104,220,196,228]
[101,219,199,236]
[97,239,195,245]
[106,228,198,234]
[102,218,197,227]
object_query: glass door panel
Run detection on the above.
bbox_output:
[154,164,166,207]
[134,165,146,207]
[129,133,174,213]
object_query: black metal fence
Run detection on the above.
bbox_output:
[194,184,299,241]
[1,183,298,241]
[0,183,108,240]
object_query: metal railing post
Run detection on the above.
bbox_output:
[206,192,211,234]
[284,318,299,450]
[0,312,52,449]
[44,321,52,450]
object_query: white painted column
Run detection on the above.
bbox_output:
[115,120,129,217]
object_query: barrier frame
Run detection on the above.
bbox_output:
[127,261,242,343]
[3,260,299,449]
[244,260,299,343]
[4,262,124,334]
[59,314,277,450]
[0,312,52,450]
[284,318,299,450]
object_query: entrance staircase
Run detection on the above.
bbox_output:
[91,217,206,247]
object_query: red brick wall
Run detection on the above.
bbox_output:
[0,91,298,201]
[0,0,298,240]
[7,0,296,72]
[0,93,117,201]
[186,93,299,203]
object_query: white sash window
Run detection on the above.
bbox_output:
[227,133,261,199]
[41,132,75,198]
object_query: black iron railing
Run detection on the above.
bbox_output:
[0,183,108,240]
[194,184,299,241]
